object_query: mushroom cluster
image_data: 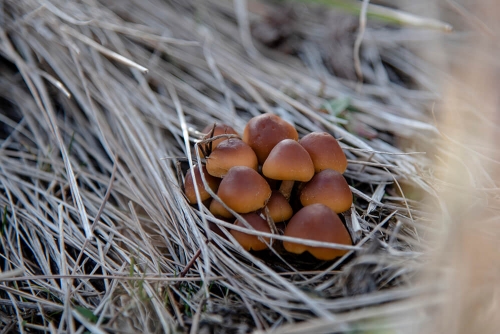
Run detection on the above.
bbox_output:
[183,114,353,260]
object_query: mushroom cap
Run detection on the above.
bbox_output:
[184,165,221,204]
[300,169,352,213]
[299,132,347,173]
[217,166,272,213]
[198,123,239,157]
[262,139,315,182]
[231,213,271,251]
[243,113,298,164]
[266,191,293,222]
[209,198,234,219]
[206,139,258,178]
[283,204,352,260]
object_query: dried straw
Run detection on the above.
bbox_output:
[1,0,491,333]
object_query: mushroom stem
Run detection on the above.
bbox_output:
[279,180,295,201]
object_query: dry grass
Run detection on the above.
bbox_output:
[0,0,497,333]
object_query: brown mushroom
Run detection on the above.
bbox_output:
[262,139,314,200]
[231,213,271,251]
[206,139,258,178]
[243,113,298,164]
[300,169,352,213]
[217,166,272,213]
[198,123,239,157]
[265,191,293,222]
[209,198,234,219]
[299,132,347,173]
[283,204,352,260]
[183,164,221,204]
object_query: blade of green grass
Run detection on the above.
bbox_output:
[286,0,453,31]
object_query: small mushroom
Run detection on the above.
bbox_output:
[265,191,293,222]
[209,198,234,219]
[299,132,347,173]
[262,139,315,200]
[198,123,239,157]
[283,204,352,260]
[243,113,298,164]
[183,165,221,204]
[300,169,352,213]
[217,166,272,213]
[231,213,271,251]
[206,139,258,178]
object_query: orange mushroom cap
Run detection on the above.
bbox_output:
[283,204,352,260]
[198,123,239,157]
[266,191,293,222]
[183,165,221,204]
[300,169,352,213]
[231,213,271,251]
[217,166,272,213]
[209,198,234,219]
[243,113,298,164]
[206,139,258,178]
[262,139,315,182]
[299,132,347,173]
